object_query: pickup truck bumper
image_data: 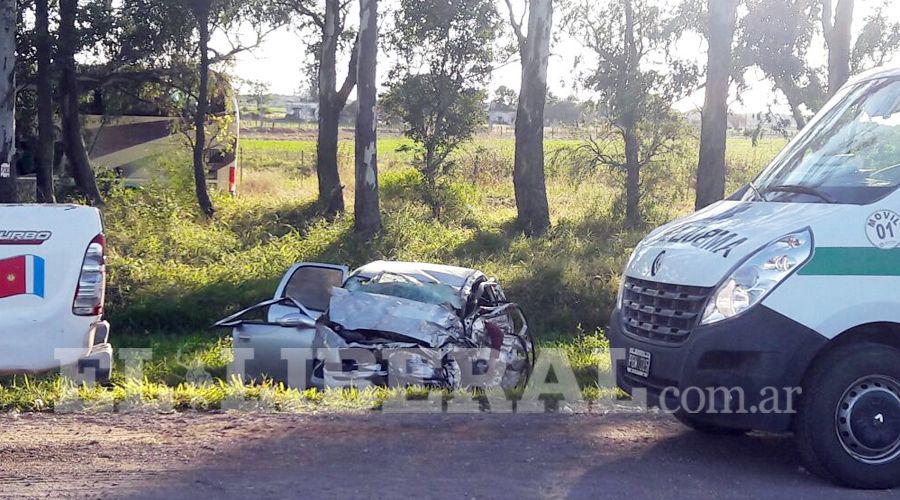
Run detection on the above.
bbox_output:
[0,319,112,378]
[607,306,827,432]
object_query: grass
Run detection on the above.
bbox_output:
[0,130,786,413]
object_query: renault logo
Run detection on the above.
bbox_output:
[651,251,666,277]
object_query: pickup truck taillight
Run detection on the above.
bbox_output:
[73,234,106,316]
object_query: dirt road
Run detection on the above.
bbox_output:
[0,411,896,499]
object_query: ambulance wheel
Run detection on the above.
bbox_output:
[673,410,746,435]
[795,343,900,489]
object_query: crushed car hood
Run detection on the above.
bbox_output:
[628,200,844,287]
[352,261,483,291]
[325,288,464,347]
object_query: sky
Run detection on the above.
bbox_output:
[216,0,900,114]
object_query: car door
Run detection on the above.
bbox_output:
[267,262,349,322]
[220,263,348,387]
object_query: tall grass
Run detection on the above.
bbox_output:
[104,134,781,337]
[0,133,785,412]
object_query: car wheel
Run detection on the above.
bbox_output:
[673,410,747,435]
[795,342,900,489]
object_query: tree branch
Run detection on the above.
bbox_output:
[822,0,834,45]
[335,33,360,107]
[285,0,325,28]
[503,0,527,52]
[208,25,280,65]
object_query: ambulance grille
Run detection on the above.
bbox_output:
[620,277,713,345]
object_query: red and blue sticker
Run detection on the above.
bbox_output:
[0,255,45,299]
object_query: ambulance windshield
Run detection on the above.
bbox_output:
[750,77,900,205]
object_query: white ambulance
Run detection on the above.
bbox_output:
[610,66,900,489]
[0,205,112,383]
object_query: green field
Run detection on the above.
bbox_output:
[0,132,787,412]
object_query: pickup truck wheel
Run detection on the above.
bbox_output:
[673,410,747,435]
[795,343,900,489]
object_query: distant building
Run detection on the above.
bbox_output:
[488,107,516,125]
[289,103,319,122]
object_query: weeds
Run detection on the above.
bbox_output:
[1,134,783,413]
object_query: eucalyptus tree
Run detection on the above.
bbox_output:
[279,0,360,216]
[59,0,104,206]
[695,0,740,210]
[737,0,900,129]
[175,0,278,216]
[33,0,54,202]
[0,0,15,203]
[568,0,699,227]
[382,0,501,218]
[353,0,381,236]
[503,0,553,236]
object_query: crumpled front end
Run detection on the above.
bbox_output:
[311,280,533,390]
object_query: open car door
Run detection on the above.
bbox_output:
[214,263,347,386]
[267,263,349,322]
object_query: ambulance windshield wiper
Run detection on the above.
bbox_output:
[747,182,766,202]
[760,184,837,204]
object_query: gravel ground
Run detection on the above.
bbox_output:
[0,411,897,499]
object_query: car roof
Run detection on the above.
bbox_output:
[847,65,900,86]
[351,260,484,291]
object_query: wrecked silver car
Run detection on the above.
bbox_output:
[215,261,534,390]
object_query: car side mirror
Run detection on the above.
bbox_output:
[275,313,316,329]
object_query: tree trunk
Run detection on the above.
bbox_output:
[621,0,640,227]
[316,0,346,216]
[34,0,55,203]
[623,126,641,228]
[59,0,103,206]
[786,96,807,130]
[695,0,739,210]
[353,0,381,237]
[773,75,808,130]
[192,4,215,218]
[0,0,15,204]
[823,0,854,97]
[513,0,552,237]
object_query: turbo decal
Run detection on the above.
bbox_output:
[0,255,46,299]
[0,230,52,245]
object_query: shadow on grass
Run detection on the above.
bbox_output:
[223,198,328,244]
[108,219,407,337]
[450,218,522,262]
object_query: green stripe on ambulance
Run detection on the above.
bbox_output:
[799,247,900,276]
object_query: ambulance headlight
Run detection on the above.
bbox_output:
[700,229,813,325]
[617,247,639,309]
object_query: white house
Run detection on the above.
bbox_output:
[289,103,319,122]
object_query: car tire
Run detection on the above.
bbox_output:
[794,342,900,490]
[674,410,747,436]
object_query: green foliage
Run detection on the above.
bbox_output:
[736,0,900,124]
[99,135,777,337]
[383,0,501,217]
[568,0,699,129]
[851,2,900,72]
[566,0,699,224]
[0,135,784,412]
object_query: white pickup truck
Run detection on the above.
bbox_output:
[0,205,113,383]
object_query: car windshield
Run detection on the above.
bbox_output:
[749,77,900,205]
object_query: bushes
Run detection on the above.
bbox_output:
[100,135,781,338]
[0,134,786,411]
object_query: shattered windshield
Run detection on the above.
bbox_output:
[749,77,900,205]
[344,273,464,310]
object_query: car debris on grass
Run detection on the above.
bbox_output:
[216,261,536,390]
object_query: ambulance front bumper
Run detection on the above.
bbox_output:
[608,305,828,432]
